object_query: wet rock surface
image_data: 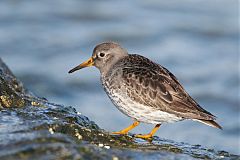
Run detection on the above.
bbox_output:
[0,58,239,160]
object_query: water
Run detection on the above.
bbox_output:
[0,0,239,155]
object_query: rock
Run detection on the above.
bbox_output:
[0,58,238,160]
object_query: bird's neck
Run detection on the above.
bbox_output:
[100,55,127,77]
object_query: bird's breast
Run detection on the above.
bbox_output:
[100,75,182,124]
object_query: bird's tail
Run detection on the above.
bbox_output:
[194,119,222,129]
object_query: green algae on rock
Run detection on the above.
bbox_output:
[0,58,239,160]
[0,59,28,108]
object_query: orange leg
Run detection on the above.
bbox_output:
[135,124,161,139]
[112,121,140,135]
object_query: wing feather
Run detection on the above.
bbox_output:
[119,54,215,120]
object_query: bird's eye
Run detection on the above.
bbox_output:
[99,52,105,58]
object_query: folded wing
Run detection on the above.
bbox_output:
[120,54,216,121]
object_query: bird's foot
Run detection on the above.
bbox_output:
[134,134,153,139]
[112,131,128,135]
[112,121,140,135]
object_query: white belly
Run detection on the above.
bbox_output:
[103,81,182,124]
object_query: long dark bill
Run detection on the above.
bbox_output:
[68,57,94,73]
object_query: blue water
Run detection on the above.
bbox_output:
[0,0,239,155]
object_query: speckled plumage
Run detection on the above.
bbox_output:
[101,54,216,124]
[69,42,222,136]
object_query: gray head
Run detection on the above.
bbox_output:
[68,42,128,75]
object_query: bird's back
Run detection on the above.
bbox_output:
[113,54,215,119]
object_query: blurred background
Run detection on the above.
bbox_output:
[0,0,239,155]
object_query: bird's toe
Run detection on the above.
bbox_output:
[134,134,153,139]
[112,131,128,135]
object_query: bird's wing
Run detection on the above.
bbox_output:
[119,54,215,120]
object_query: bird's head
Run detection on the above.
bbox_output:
[68,42,128,74]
